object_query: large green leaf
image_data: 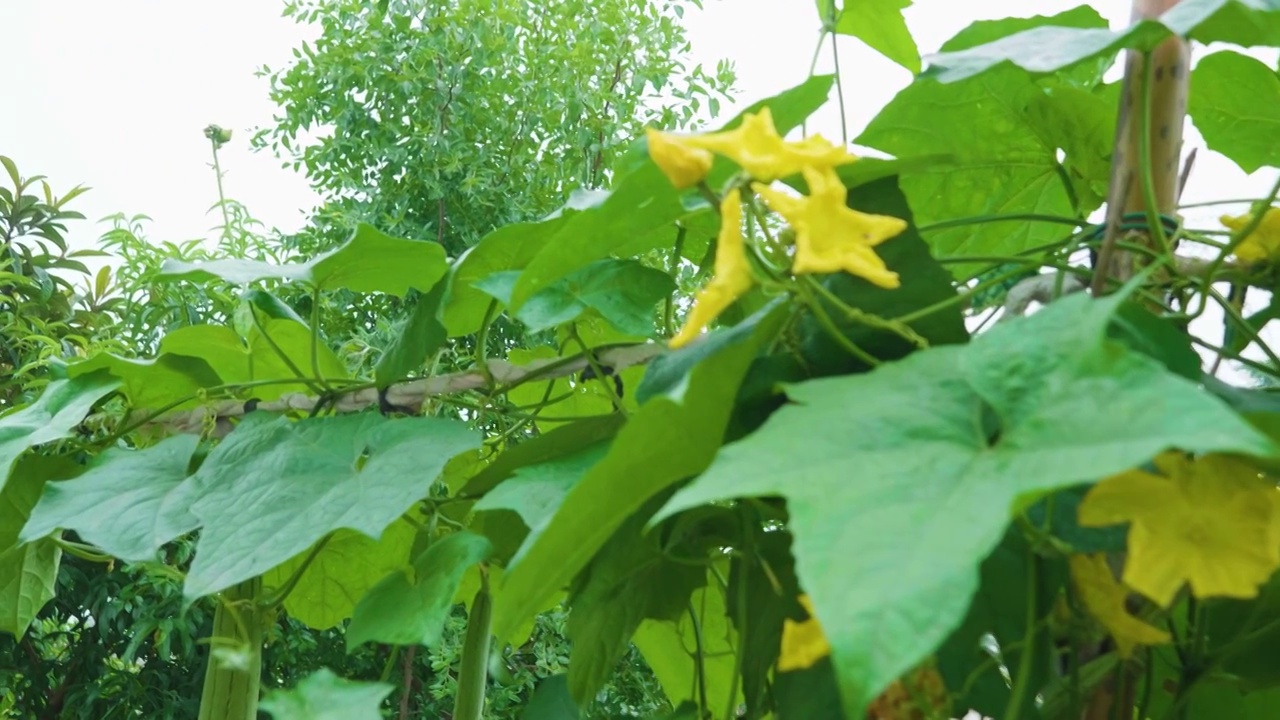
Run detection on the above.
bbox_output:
[21,434,198,564]
[67,351,223,412]
[774,658,846,720]
[1180,685,1280,718]
[654,289,1275,716]
[476,259,673,337]
[0,371,118,493]
[174,413,480,598]
[262,520,417,630]
[345,530,491,649]
[520,675,581,720]
[490,304,787,642]
[856,11,1106,270]
[460,415,626,498]
[924,0,1280,84]
[245,318,351,392]
[374,277,451,388]
[1022,83,1118,210]
[834,0,920,74]
[159,223,447,297]
[260,668,392,720]
[564,492,705,704]
[1203,576,1280,691]
[508,164,686,311]
[71,319,349,407]
[633,570,741,713]
[0,456,76,637]
[1190,51,1280,174]
[473,442,610,562]
[636,300,783,405]
[442,211,582,337]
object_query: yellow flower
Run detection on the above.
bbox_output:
[778,595,831,672]
[669,190,754,349]
[1079,452,1280,607]
[753,165,906,289]
[1069,553,1171,658]
[646,128,713,190]
[681,108,857,182]
[1222,207,1280,264]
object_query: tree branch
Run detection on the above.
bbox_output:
[144,343,663,436]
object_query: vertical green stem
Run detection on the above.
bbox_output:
[1003,551,1038,720]
[452,569,492,720]
[209,139,233,248]
[197,578,263,720]
[829,33,849,146]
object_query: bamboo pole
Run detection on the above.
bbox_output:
[1090,0,1191,295]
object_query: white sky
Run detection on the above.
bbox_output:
[2,0,1277,379]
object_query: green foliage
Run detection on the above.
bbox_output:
[260,668,392,720]
[0,158,114,404]
[1189,51,1280,174]
[22,2,1280,720]
[256,0,734,257]
[346,531,492,649]
[158,224,449,297]
[656,288,1272,712]
[491,304,786,645]
[22,435,199,564]
[857,8,1112,270]
[173,413,480,598]
[475,259,674,338]
[0,372,119,492]
[829,0,920,74]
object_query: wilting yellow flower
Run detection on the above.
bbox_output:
[670,190,754,349]
[1069,553,1171,658]
[1222,207,1280,264]
[1079,452,1280,607]
[753,165,906,288]
[681,108,857,182]
[778,595,831,672]
[866,662,949,720]
[646,128,713,189]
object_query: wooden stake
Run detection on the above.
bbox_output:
[1090,0,1191,296]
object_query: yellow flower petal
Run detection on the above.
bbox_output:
[1079,452,1280,607]
[646,128,713,190]
[682,108,857,182]
[1069,553,1171,658]
[778,595,831,672]
[1222,207,1280,264]
[752,166,906,289]
[669,190,754,349]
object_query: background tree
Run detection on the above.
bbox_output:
[255,0,735,258]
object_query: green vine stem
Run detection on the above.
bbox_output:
[206,126,234,249]
[1003,550,1039,720]
[805,276,928,348]
[452,567,493,720]
[52,536,114,563]
[688,598,711,716]
[795,281,880,366]
[197,577,264,720]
